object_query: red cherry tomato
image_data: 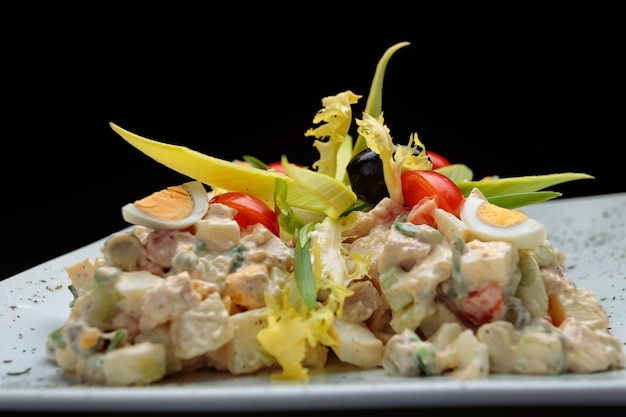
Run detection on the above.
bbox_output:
[209,192,280,236]
[267,161,286,173]
[401,170,465,216]
[426,150,451,169]
[267,161,302,173]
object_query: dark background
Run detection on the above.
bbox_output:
[2,3,621,280]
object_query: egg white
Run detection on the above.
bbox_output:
[460,189,547,249]
[121,180,209,230]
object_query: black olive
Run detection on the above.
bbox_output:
[346,148,389,204]
[346,146,426,204]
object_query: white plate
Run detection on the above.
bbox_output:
[1,193,626,411]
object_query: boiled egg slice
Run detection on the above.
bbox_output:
[121,180,209,230]
[460,188,547,249]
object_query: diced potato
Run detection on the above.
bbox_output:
[382,323,488,379]
[328,317,383,369]
[476,320,565,374]
[450,329,489,379]
[101,342,167,386]
[554,288,610,330]
[207,308,271,374]
[195,214,240,251]
[65,258,96,293]
[460,240,521,294]
[115,271,162,317]
[560,318,626,373]
[52,345,79,372]
[303,342,330,369]
[171,292,235,359]
[419,301,466,339]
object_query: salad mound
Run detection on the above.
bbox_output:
[46,42,624,385]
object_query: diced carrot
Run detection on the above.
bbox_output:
[547,292,566,326]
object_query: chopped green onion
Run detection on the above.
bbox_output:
[456,173,593,198]
[67,284,79,308]
[455,172,593,209]
[106,328,128,352]
[294,223,317,309]
[486,191,563,210]
[451,235,467,298]
[436,163,473,182]
[352,41,411,157]
[48,328,66,349]
[242,155,270,170]
[274,178,305,235]
[415,345,437,376]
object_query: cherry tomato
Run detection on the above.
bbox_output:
[266,161,303,174]
[267,161,286,173]
[426,150,451,169]
[401,170,465,216]
[209,192,280,236]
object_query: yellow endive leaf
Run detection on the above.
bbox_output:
[110,123,331,214]
[281,155,356,219]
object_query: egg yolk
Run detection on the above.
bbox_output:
[133,185,194,221]
[476,201,527,227]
